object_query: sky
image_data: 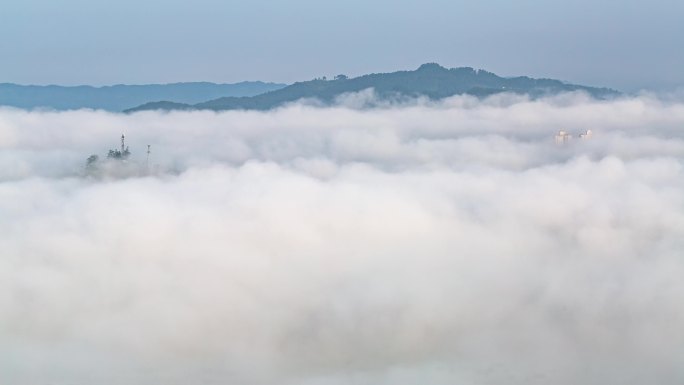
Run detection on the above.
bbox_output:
[1,0,683,91]
[2,94,684,384]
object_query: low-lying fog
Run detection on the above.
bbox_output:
[1,92,683,384]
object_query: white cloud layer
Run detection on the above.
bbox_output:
[1,94,684,384]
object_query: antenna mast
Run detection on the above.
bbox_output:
[121,134,125,153]
[146,145,151,171]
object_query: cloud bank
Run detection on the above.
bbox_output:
[1,94,684,385]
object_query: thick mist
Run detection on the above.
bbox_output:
[1,93,684,385]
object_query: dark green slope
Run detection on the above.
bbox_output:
[126,64,619,112]
[125,101,194,111]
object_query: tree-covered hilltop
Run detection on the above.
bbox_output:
[0,81,286,111]
[85,135,143,178]
[126,63,620,112]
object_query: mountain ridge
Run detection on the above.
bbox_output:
[127,63,619,112]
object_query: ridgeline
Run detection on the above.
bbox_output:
[126,63,619,113]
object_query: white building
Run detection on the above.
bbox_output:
[555,129,593,144]
[555,130,572,144]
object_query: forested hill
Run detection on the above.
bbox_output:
[0,81,286,111]
[127,63,619,112]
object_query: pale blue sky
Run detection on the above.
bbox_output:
[1,0,682,90]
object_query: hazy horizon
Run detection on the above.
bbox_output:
[1,62,682,95]
[0,63,630,92]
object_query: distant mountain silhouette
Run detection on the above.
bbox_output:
[0,81,286,111]
[127,63,620,112]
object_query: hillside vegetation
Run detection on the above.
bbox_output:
[128,63,619,112]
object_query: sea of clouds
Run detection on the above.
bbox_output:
[1,92,684,384]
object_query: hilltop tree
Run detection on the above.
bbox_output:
[84,134,132,176]
[107,147,130,160]
[107,134,131,160]
[85,154,99,174]
[86,154,99,166]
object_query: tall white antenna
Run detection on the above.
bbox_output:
[146,145,151,171]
